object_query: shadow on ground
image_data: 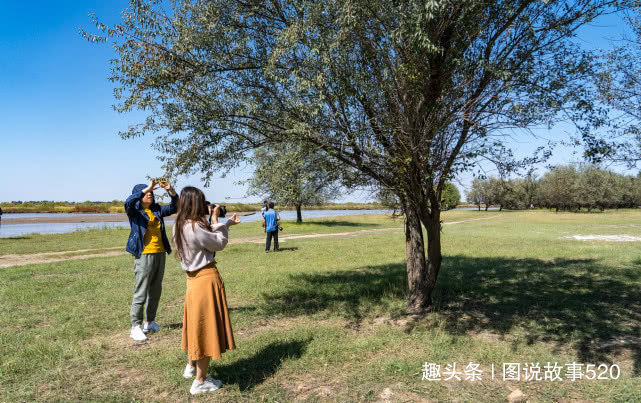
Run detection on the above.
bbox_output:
[275,247,299,252]
[291,220,381,228]
[211,339,311,391]
[260,256,641,373]
[229,306,258,312]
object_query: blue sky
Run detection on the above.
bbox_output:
[0,1,261,203]
[0,2,632,203]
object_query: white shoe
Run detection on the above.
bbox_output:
[183,364,196,379]
[143,321,161,333]
[130,325,147,341]
[205,376,223,388]
[190,378,220,395]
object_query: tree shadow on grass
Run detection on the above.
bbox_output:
[260,256,641,373]
[275,247,299,252]
[229,306,258,313]
[211,339,311,391]
[260,264,407,330]
[291,220,381,228]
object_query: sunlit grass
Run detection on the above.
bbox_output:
[1,210,640,401]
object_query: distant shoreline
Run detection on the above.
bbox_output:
[2,212,252,225]
[0,202,387,214]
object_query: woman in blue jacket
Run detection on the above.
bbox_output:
[125,179,178,341]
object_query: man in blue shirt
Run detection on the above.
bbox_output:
[263,201,280,252]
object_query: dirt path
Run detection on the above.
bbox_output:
[0,215,501,268]
[442,215,500,225]
[0,249,127,268]
[0,228,403,268]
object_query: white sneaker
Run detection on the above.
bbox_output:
[190,378,220,395]
[130,325,147,341]
[183,364,196,379]
[143,321,161,333]
[205,376,223,388]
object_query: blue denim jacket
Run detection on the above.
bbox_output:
[125,184,178,258]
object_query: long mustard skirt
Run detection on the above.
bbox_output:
[182,264,236,361]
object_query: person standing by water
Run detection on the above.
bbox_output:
[263,201,280,252]
[0,206,3,225]
[260,200,268,232]
[125,179,178,341]
[172,186,240,395]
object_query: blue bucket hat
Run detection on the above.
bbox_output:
[132,184,147,194]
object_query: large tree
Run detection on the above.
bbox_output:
[586,7,641,166]
[84,0,627,313]
[245,145,341,222]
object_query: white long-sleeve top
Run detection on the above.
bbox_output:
[173,219,232,272]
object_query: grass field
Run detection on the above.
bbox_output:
[1,210,640,401]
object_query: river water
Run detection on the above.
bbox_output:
[0,210,393,238]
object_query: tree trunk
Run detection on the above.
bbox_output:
[423,207,442,310]
[296,204,302,223]
[485,204,489,211]
[477,204,480,211]
[404,203,431,313]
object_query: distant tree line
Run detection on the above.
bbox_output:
[467,165,641,212]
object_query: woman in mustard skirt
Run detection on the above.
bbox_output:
[172,186,240,395]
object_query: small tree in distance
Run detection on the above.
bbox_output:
[379,181,460,210]
[441,183,461,210]
[245,145,341,223]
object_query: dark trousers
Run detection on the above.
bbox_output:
[266,230,279,251]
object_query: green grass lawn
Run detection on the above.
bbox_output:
[1,210,640,401]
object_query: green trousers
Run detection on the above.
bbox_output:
[130,253,166,326]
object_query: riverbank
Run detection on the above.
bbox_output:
[0,201,386,214]
[1,212,253,225]
[0,209,394,237]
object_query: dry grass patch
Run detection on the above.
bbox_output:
[288,374,337,400]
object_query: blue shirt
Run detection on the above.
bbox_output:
[263,209,279,232]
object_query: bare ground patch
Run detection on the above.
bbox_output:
[564,234,641,242]
[289,374,338,400]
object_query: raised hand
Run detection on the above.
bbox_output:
[144,178,160,193]
[228,213,240,225]
[160,180,173,192]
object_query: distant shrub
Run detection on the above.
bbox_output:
[73,205,110,213]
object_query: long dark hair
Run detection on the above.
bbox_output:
[174,186,210,261]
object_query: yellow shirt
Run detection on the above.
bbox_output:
[142,209,165,254]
